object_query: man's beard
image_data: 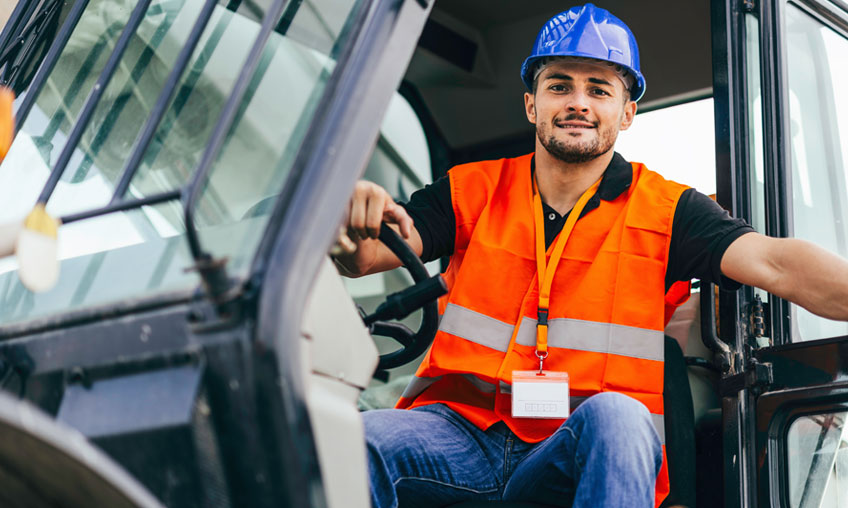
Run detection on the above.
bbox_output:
[537,115,616,163]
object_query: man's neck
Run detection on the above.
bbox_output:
[534,144,613,215]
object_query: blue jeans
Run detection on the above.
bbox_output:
[363,392,663,508]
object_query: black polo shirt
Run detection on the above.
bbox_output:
[401,152,754,291]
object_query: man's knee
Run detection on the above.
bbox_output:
[567,392,660,449]
[362,407,449,460]
[578,392,650,420]
[362,409,407,455]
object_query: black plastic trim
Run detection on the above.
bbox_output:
[0,289,193,341]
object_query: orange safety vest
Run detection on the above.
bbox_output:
[665,280,692,326]
[396,153,688,506]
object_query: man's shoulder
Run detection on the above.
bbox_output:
[625,164,692,214]
[446,153,533,221]
[448,153,533,181]
[631,162,690,193]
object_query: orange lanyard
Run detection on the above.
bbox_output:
[532,176,602,368]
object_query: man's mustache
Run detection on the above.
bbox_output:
[557,114,598,127]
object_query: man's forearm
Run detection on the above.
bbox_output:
[770,238,848,320]
[332,236,407,278]
[332,253,367,278]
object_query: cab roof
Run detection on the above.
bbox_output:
[405,0,712,159]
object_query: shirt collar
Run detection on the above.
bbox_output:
[531,151,633,203]
[597,152,633,201]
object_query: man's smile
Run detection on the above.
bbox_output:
[558,121,595,129]
[553,115,597,130]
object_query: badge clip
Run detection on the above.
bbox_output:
[536,350,547,375]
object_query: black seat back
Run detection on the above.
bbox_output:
[661,335,696,508]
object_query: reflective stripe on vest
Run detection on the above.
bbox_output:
[400,375,441,399]
[440,303,664,361]
[400,374,666,444]
[651,413,666,444]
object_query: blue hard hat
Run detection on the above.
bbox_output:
[520,3,646,101]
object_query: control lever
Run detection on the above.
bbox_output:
[363,275,447,326]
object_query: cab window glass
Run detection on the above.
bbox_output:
[746,12,771,340]
[746,13,766,237]
[787,411,848,507]
[616,97,717,195]
[0,0,362,325]
[784,3,848,342]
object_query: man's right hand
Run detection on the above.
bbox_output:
[332,181,422,277]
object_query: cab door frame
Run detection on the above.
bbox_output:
[710,0,759,505]
[712,0,848,506]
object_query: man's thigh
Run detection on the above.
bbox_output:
[503,392,662,508]
[363,404,503,507]
[500,421,577,507]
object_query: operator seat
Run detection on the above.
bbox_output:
[449,336,696,508]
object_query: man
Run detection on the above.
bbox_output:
[334,4,848,507]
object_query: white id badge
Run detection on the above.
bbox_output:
[511,370,569,418]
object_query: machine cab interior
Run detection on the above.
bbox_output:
[0,0,845,507]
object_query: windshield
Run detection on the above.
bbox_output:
[0,0,363,326]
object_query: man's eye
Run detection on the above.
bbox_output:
[592,88,611,96]
[550,84,568,92]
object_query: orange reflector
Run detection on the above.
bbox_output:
[0,87,14,162]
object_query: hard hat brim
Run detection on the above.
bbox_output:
[521,54,646,102]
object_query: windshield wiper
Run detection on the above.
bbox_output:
[0,0,63,95]
[15,0,93,131]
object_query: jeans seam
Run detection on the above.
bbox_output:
[503,437,512,480]
[393,476,500,494]
[562,426,586,472]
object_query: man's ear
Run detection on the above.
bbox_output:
[619,100,638,131]
[524,92,536,124]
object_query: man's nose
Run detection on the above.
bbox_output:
[565,91,590,113]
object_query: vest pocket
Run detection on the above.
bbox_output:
[612,253,665,328]
[621,225,669,261]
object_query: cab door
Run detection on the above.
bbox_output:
[712,0,848,506]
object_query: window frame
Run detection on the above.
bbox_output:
[757,379,848,507]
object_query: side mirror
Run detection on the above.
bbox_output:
[0,87,61,293]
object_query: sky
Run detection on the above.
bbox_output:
[616,97,717,196]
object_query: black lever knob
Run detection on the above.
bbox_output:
[363,275,447,326]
